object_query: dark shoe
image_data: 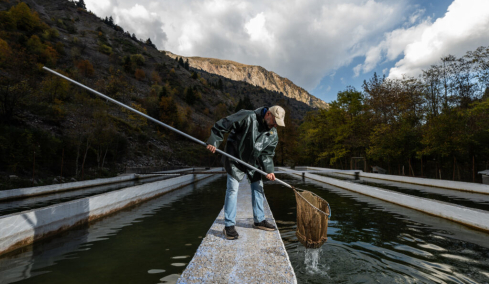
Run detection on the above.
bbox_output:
[253,220,276,231]
[223,226,239,240]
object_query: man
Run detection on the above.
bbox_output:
[206,105,285,240]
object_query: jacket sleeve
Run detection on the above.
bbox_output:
[258,139,278,173]
[206,110,249,148]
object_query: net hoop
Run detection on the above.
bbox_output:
[293,188,331,249]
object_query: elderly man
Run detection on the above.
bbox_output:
[206,105,285,240]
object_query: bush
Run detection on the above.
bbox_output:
[76,59,95,77]
[42,28,59,40]
[130,54,145,66]
[0,38,11,66]
[55,42,65,55]
[135,68,145,80]
[98,44,112,55]
[9,2,46,33]
[0,11,16,31]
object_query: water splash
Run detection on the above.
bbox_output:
[304,248,321,270]
[304,248,331,278]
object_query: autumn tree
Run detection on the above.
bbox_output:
[159,96,180,128]
[135,68,146,80]
[76,59,95,77]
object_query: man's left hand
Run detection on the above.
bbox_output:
[266,173,276,181]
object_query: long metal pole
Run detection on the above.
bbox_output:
[42,67,292,189]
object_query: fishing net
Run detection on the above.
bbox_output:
[294,189,331,249]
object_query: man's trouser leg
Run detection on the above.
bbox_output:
[224,174,239,227]
[250,179,265,223]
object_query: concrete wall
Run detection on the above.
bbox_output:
[0,173,178,202]
[306,166,489,195]
[280,168,489,233]
[0,171,219,256]
[0,175,139,201]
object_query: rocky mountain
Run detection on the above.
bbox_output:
[164,52,329,109]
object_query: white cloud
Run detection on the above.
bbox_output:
[355,0,489,79]
[245,12,275,49]
[85,0,168,48]
[85,0,111,13]
[85,0,407,91]
[113,4,168,47]
[353,64,362,77]
[409,8,425,24]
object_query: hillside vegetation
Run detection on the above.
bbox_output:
[0,0,307,188]
[299,49,489,182]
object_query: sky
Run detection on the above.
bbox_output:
[84,0,489,103]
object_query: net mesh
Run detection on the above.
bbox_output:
[294,189,330,249]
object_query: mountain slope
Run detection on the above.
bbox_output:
[164,52,329,109]
[0,0,311,184]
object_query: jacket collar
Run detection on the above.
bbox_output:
[255,107,274,132]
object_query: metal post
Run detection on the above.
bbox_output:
[60,148,64,178]
[32,151,35,184]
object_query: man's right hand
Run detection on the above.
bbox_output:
[206,144,216,153]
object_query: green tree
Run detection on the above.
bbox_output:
[299,87,370,168]
[77,0,87,10]
[185,87,196,105]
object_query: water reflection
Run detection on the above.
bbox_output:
[0,175,226,284]
[266,174,489,284]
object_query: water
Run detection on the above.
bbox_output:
[0,175,226,284]
[2,173,489,283]
[266,174,489,283]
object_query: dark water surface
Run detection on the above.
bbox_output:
[0,175,226,284]
[266,174,489,283]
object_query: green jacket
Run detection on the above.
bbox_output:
[207,107,278,182]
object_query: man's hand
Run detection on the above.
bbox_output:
[266,173,276,181]
[206,144,216,153]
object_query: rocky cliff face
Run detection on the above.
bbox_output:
[164,51,328,109]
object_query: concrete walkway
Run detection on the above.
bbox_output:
[178,179,296,284]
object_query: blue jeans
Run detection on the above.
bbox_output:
[224,174,265,227]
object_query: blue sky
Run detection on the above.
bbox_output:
[85,0,489,103]
[313,0,452,101]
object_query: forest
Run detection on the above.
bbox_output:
[298,48,489,182]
